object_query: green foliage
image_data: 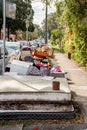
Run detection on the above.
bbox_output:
[27,24,44,40]
[42,12,58,39]
[0,0,34,37]
[50,29,62,45]
[62,0,87,67]
[49,0,65,49]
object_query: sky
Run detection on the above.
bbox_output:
[32,1,56,27]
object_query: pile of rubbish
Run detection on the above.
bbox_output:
[5,45,63,77]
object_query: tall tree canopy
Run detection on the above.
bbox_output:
[55,0,87,66]
[0,0,34,39]
[42,12,58,39]
[63,0,87,66]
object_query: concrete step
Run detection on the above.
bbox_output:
[0,101,74,120]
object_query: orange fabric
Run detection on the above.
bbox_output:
[31,50,48,58]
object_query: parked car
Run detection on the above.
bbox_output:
[17,40,28,47]
[0,46,8,57]
[0,41,20,62]
[0,40,3,46]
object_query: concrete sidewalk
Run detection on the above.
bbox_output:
[54,52,87,122]
[54,52,87,97]
[0,52,87,130]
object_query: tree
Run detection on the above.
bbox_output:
[42,12,58,38]
[41,0,54,43]
[0,0,34,39]
[27,24,44,40]
[63,0,87,66]
[50,28,63,45]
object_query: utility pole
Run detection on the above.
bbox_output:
[3,0,6,74]
[26,0,32,45]
[45,0,48,44]
[2,1,16,74]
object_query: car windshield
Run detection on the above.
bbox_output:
[6,42,20,50]
[7,45,19,50]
